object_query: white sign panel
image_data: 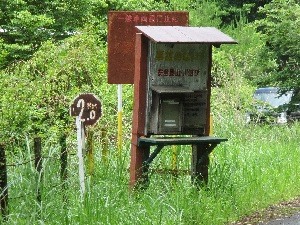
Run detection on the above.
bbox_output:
[148,43,209,91]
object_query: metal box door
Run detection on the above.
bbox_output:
[159,97,182,133]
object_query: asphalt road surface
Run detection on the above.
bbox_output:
[260,212,300,225]
[229,197,300,225]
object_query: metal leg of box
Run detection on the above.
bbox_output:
[191,143,217,186]
[131,136,225,190]
[141,145,164,189]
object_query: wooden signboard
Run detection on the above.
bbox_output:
[107,11,189,84]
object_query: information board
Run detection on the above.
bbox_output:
[148,43,209,91]
[107,11,189,84]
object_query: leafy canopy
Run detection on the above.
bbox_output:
[255,0,300,90]
[0,0,97,66]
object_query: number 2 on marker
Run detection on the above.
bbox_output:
[77,99,85,121]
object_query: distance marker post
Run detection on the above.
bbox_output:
[70,93,102,199]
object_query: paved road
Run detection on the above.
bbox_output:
[260,212,300,225]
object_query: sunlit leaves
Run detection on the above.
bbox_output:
[255,0,300,89]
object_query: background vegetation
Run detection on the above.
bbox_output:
[0,0,299,224]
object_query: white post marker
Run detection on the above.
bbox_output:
[70,93,102,200]
[76,116,85,198]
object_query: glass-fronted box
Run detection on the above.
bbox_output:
[146,86,207,135]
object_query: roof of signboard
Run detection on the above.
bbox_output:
[135,26,237,44]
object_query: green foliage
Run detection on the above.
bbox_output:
[0,31,111,144]
[211,51,255,119]
[0,0,104,66]
[210,19,260,114]
[254,0,300,90]
[4,118,300,224]
[0,0,171,67]
[1,1,300,224]
[212,19,266,86]
[214,0,272,25]
[164,0,222,27]
[0,38,8,68]
[189,0,223,27]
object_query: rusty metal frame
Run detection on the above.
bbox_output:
[107,11,189,84]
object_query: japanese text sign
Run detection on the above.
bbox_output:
[148,43,209,91]
[107,11,189,84]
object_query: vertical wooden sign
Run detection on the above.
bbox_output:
[107,11,189,84]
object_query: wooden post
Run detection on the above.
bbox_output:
[59,134,68,202]
[191,45,213,187]
[191,144,210,186]
[101,128,108,165]
[0,144,8,221]
[171,144,179,178]
[34,137,42,204]
[129,33,150,190]
[172,146,178,170]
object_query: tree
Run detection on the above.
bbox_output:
[0,38,8,67]
[0,30,109,143]
[0,0,103,68]
[214,0,272,25]
[0,0,170,68]
[254,0,300,91]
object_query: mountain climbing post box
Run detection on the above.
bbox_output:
[130,26,237,189]
[145,42,210,135]
[133,26,236,136]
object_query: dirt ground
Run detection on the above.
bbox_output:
[228,196,300,225]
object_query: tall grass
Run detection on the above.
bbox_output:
[2,115,300,224]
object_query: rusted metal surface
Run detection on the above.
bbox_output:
[130,33,150,189]
[107,11,189,84]
[135,26,238,44]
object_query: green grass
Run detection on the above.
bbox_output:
[2,118,300,224]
